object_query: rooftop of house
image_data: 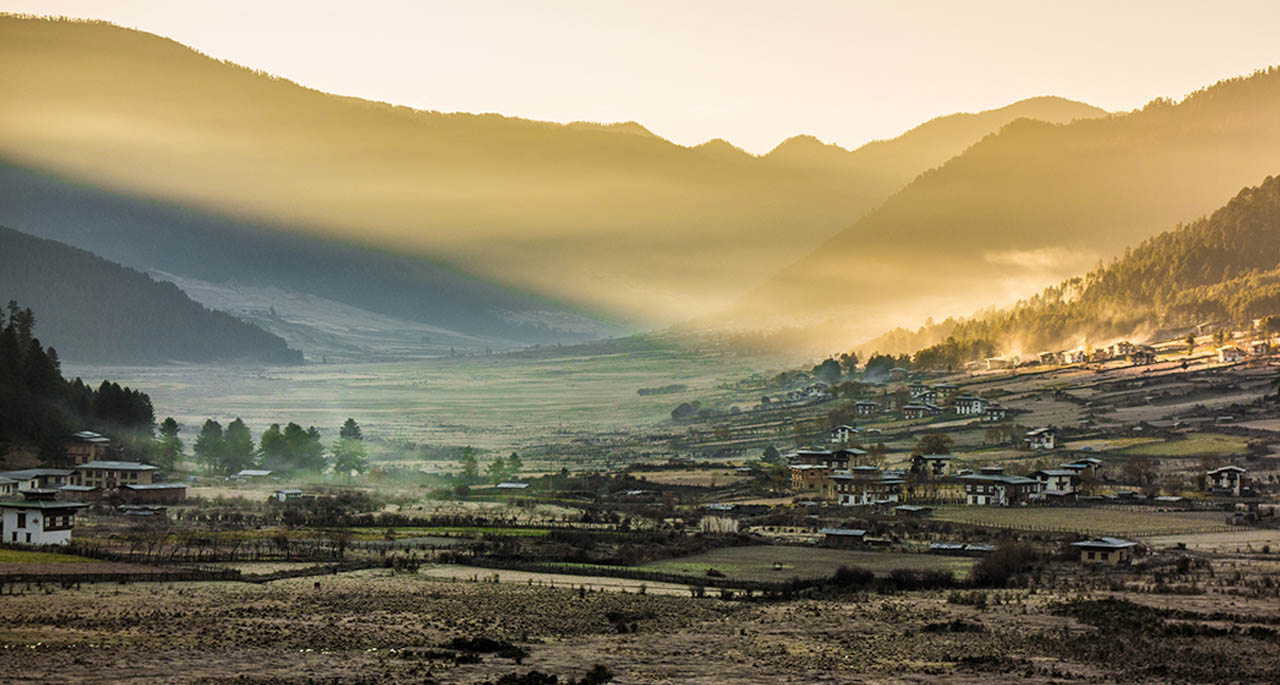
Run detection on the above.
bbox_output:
[959,474,1038,485]
[78,461,159,471]
[496,482,530,489]
[916,453,954,461]
[819,528,867,537]
[793,448,833,456]
[1208,465,1246,474]
[1026,427,1055,436]
[790,464,830,471]
[0,468,76,480]
[122,483,187,490]
[1035,469,1079,477]
[232,469,273,478]
[834,447,868,456]
[1071,537,1137,550]
[0,498,88,510]
[58,485,98,492]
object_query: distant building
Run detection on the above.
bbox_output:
[496,482,530,490]
[911,454,954,478]
[1065,349,1088,364]
[1206,465,1248,497]
[72,461,158,489]
[903,402,942,420]
[1218,345,1244,363]
[1130,349,1156,365]
[121,483,188,505]
[1251,341,1271,356]
[982,403,1008,422]
[1032,469,1080,495]
[959,473,1039,506]
[0,468,75,491]
[0,490,87,545]
[828,467,903,506]
[1110,341,1135,357]
[952,394,988,416]
[819,527,868,547]
[1072,537,1137,565]
[230,469,274,482]
[986,358,1012,370]
[1024,427,1056,450]
[1039,351,1064,366]
[66,430,112,465]
[908,381,930,399]
[854,400,879,417]
[829,424,856,443]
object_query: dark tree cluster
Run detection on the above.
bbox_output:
[0,301,154,461]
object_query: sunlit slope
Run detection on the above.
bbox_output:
[739,67,1280,339]
[859,173,1280,358]
[0,16,1103,324]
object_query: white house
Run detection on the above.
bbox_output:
[829,424,856,443]
[1024,427,1056,450]
[952,394,988,416]
[854,400,879,417]
[0,490,87,545]
[0,468,75,491]
[1033,469,1080,494]
[1218,346,1244,363]
[1207,465,1247,496]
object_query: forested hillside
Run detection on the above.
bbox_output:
[858,174,1280,364]
[0,225,302,364]
[0,15,1103,323]
[742,66,1280,340]
[0,302,155,460]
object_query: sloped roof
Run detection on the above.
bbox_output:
[78,461,158,471]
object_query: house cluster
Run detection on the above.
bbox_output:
[1039,341,1157,366]
[901,382,1006,421]
[788,444,1102,508]
[0,431,187,545]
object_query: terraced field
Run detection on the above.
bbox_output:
[933,505,1230,537]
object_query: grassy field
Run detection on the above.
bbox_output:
[0,549,95,564]
[630,469,749,487]
[638,545,976,581]
[933,506,1228,537]
[63,342,765,456]
[1115,433,1250,459]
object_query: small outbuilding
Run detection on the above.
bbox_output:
[1071,537,1138,565]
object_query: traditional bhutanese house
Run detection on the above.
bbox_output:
[73,461,158,489]
[1251,341,1271,356]
[982,403,1008,422]
[121,482,188,505]
[959,473,1039,506]
[1039,351,1063,365]
[272,488,305,502]
[1091,348,1112,363]
[1131,350,1162,366]
[58,484,102,502]
[902,402,942,420]
[1206,465,1248,496]
[819,527,868,547]
[0,476,16,498]
[790,464,831,494]
[889,367,909,380]
[1024,427,1056,450]
[952,394,988,416]
[894,504,933,517]
[0,468,76,492]
[910,453,954,477]
[0,489,87,545]
[934,383,959,400]
[66,430,113,465]
[1065,349,1088,364]
[829,424,856,443]
[1111,341,1135,357]
[832,447,869,469]
[1072,537,1137,565]
[1033,469,1080,494]
[907,381,930,399]
[854,400,879,416]
[1218,345,1244,363]
[828,467,903,506]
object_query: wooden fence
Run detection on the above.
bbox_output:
[451,556,824,595]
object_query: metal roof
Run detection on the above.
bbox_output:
[78,461,159,471]
[819,528,867,537]
[0,468,75,479]
[122,483,187,490]
[1071,537,1137,550]
[0,499,87,510]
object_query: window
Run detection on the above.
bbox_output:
[24,533,30,543]
[1087,551,1095,560]
[16,513,26,528]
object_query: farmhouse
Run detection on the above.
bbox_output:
[1033,469,1080,494]
[902,402,942,419]
[854,400,879,416]
[828,467,903,506]
[959,472,1039,506]
[1111,341,1135,357]
[1065,349,1088,364]
[121,482,188,505]
[73,461,158,489]
[934,383,959,400]
[1130,348,1156,365]
[0,476,15,498]
[983,403,1008,422]
[908,381,930,399]
[952,394,988,416]
[1039,351,1064,365]
[911,453,954,477]
[1072,537,1137,565]
[230,469,274,482]
[1217,345,1244,363]
[829,424,856,443]
[790,463,830,494]
[1206,465,1248,496]
[819,527,868,547]
[0,489,87,545]
[66,430,113,464]
[58,484,101,502]
[1024,427,1056,450]
[831,447,869,469]
[1252,341,1271,356]
[0,468,75,491]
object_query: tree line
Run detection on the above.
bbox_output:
[189,416,367,477]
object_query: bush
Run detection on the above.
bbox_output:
[969,540,1034,587]
[831,565,875,589]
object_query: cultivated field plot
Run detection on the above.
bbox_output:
[933,505,1230,537]
[1115,433,1251,459]
[630,468,749,487]
[1144,528,1280,553]
[639,545,976,581]
[0,549,95,564]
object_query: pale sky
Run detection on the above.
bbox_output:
[8,0,1280,153]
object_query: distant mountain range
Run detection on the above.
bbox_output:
[858,172,1280,360]
[0,224,301,364]
[0,15,1105,327]
[736,66,1280,341]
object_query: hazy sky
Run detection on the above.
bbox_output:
[9,0,1280,153]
